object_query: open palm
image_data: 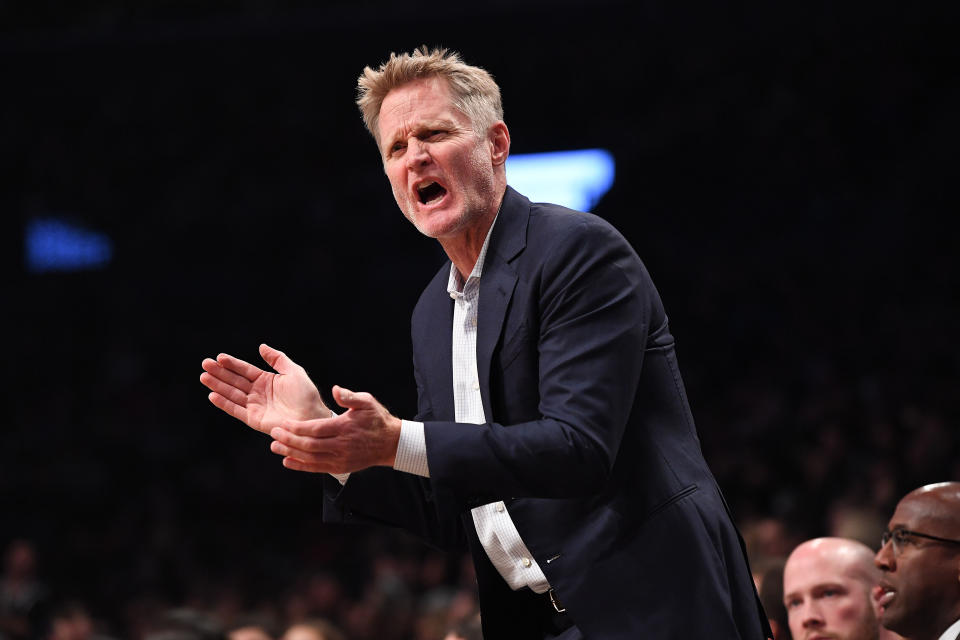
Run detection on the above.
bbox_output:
[200,343,330,434]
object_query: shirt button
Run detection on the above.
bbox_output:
[473,380,480,390]
[496,503,505,513]
[521,557,532,568]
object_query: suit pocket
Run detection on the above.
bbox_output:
[609,483,699,522]
[498,321,530,371]
[645,484,698,520]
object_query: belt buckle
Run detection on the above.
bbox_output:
[548,588,566,613]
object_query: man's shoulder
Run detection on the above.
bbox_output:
[411,260,451,319]
[523,198,633,260]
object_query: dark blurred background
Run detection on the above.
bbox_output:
[3,2,957,639]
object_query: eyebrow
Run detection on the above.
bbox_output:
[783,581,848,599]
[382,119,459,153]
[812,582,847,592]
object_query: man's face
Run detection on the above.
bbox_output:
[874,495,960,638]
[377,76,500,240]
[784,546,880,640]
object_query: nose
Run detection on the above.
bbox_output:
[404,137,431,169]
[875,540,896,572]
[800,601,825,629]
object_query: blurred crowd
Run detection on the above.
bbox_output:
[3,354,956,640]
[0,536,481,640]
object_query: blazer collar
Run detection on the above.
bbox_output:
[475,187,530,419]
[486,186,529,265]
[418,187,531,422]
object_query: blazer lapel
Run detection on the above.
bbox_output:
[476,187,529,421]
[418,267,456,421]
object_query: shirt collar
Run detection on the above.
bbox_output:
[937,617,960,640]
[447,212,499,297]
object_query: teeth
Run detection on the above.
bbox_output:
[415,180,446,205]
[877,590,895,606]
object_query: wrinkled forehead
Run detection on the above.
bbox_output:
[380,77,458,123]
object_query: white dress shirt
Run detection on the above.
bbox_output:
[393,214,552,594]
[937,617,960,640]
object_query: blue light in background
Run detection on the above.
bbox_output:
[25,217,113,273]
[21,152,614,273]
[505,148,615,212]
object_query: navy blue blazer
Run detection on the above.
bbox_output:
[324,187,770,639]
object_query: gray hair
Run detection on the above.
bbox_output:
[356,46,503,147]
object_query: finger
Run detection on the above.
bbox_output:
[276,419,338,439]
[282,457,333,474]
[270,426,333,452]
[215,352,266,383]
[200,371,251,408]
[270,439,336,464]
[259,343,300,375]
[207,391,250,425]
[202,357,250,389]
[332,386,376,409]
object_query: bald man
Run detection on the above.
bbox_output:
[875,482,960,640]
[784,537,901,640]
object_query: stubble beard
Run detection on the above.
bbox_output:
[847,619,882,640]
[400,160,497,241]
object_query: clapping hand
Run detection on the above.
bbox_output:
[200,343,330,434]
[269,385,401,474]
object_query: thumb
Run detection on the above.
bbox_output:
[260,343,297,374]
[332,385,373,410]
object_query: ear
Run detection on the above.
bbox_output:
[488,121,510,167]
[767,619,781,640]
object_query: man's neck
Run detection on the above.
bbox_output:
[438,188,505,279]
[905,613,960,640]
[933,615,960,640]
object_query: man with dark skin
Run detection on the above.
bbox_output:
[875,482,960,640]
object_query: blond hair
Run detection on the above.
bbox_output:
[356,46,503,147]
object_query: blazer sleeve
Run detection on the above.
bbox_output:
[320,329,468,553]
[423,215,652,504]
[321,468,466,552]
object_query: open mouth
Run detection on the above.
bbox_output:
[416,181,447,205]
[874,584,896,612]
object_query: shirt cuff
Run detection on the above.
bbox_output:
[393,419,430,477]
[324,407,350,484]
